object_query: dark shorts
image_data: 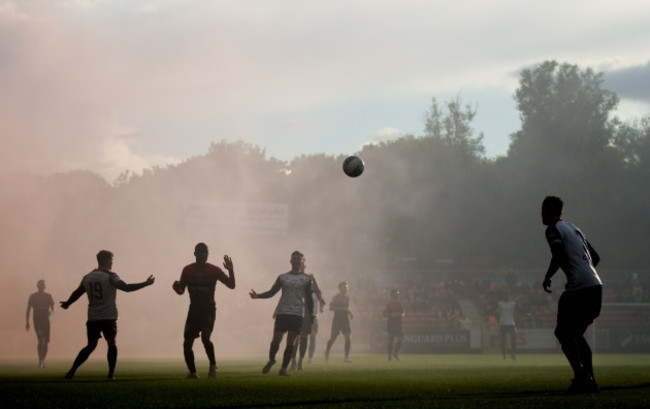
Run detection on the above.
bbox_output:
[274,314,303,333]
[387,318,403,337]
[331,314,351,335]
[184,308,216,339]
[556,285,602,337]
[33,318,51,342]
[87,320,117,342]
[499,325,516,335]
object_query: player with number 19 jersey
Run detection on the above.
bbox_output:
[81,270,123,321]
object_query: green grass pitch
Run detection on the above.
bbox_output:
[1,354,649,408]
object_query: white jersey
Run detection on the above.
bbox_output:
[497,300,516,326]
[546,220,602,291]
[81,269,122,321]
[259,272,313,317]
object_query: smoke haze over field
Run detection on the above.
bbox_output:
[2,2,650,364]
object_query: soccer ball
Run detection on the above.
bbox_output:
[342,155,365,178]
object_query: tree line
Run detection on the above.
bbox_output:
[2,60,649,282]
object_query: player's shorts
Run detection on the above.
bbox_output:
[387,318,403,337]
[556,284,602,337]
[184,308,216,339]
[86,319,118,342]
[331,313,351,335]
[299,315,314,335]
[499,324,516,335]
[33,317,51,343]
[274,314,303,333]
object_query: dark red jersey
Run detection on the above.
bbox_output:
[178,263,233,311]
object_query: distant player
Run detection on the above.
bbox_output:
[383,288,405,362]
[249,251,314,376]
[26,279,55,368]
[173,243,236,379]
[290,261,325,370]
[324,281,354,363]
[60,250,155,379]
[541,196,602,393]
[496,292,517,360]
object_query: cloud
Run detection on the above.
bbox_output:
[1,1,649,180]
[604,61,650,104]
[363,127,402,149]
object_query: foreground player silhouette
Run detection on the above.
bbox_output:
[250,251,314,376]
[26,279,55,368]
[173,243,235,379]
[541,196,602,393]
[60,250,155,379]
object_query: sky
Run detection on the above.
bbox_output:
[1,0,649,183]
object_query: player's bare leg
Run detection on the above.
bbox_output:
[66,339,98,379]
[297,334,308,370]
[200,331,217,378]
[325,333,338,363]
[343,333,352,363]
[393,336,402,361]
[183,337,199,378]
[37,337,48,368]
[308,331,317,364]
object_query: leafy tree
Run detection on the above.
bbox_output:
[509,61,619,167]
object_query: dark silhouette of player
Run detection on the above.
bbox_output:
[383,288,405,362]
[60,250,155,379]
[542,196,602,393]
[26,279,54,368]
[324,281,354,363]
[173,243,235,379]
[250,251,314,376]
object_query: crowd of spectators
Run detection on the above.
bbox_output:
[354,271,649,333]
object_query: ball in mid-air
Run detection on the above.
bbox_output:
[343,155,364,178]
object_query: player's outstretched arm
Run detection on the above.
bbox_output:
[60,284,86,309]
[250,278,282,299]
[114,275,155,292]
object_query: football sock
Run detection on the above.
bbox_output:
[107,345,117,376]
[308,335,316,359]
[184,348,196,374]
[70,344,96,374]
[269,342,280,361]
[281,345,294,369]
[203,341,216,367]
[299,338,308,359]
